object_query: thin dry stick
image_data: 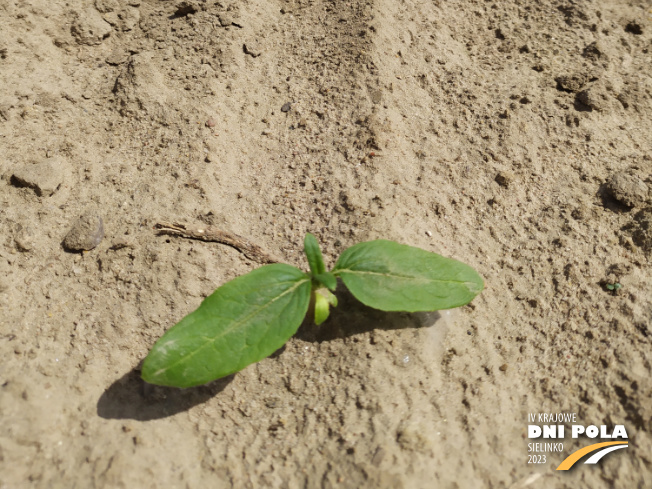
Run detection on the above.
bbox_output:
[154,221,279,264]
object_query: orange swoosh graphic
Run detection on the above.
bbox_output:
[556,441,628,470]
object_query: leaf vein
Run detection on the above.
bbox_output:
[155,277,310,378]
[336,269,471,285]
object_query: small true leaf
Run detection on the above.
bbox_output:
[314,272,337,290]
[142,264,311,388]
[304,232,326,276]
[332,240,483,311]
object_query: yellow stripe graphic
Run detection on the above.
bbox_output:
[556,441,628,470]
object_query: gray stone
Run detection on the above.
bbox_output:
[11,159,65,196]
[605,172,649,208]
[63,213,105,251]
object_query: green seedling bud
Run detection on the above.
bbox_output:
[314,287,338,325]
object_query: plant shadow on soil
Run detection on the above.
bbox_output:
[97,282,444,421]
[97,369,234,421]
[294,282,444,344]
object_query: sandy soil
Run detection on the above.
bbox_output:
[1,0,651,487]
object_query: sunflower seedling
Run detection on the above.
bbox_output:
[142,234,484,388]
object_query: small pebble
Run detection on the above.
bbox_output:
[605,172,648,208]
[105,50,128,65]
[63,212,105,251]
[243,42,262,57]
[281,102,291,113]
[555,73,589,92]
[576,81,612,112]
[425,230,432,237]
[205,118,216,128]
[11,159,66,197]
[495,171,514,188]
[218,13,235,27]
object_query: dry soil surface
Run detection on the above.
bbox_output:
[1,0,651,488]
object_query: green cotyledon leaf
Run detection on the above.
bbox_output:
[332,240,483,312]
[142,264,311,388]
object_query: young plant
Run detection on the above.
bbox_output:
[142,234,484,388]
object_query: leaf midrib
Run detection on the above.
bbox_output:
[334,268,473,285]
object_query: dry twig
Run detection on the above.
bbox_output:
[154,221,279,264]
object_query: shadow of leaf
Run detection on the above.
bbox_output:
[295,283,443,343]
[99,281,446,418]
[97,367,233,421]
